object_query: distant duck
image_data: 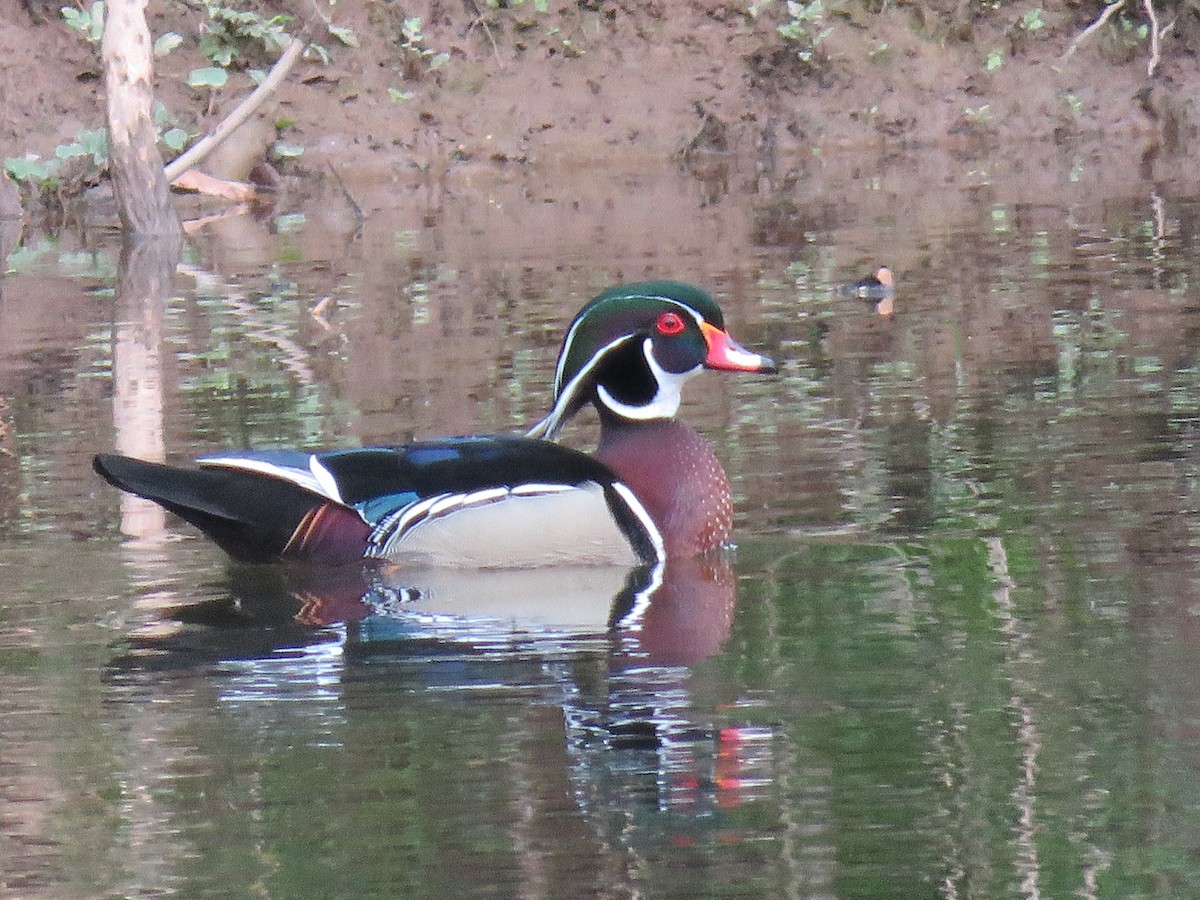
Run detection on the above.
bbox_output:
[838,265,894,317]
[94,281,777,568]
[839,265,894,300]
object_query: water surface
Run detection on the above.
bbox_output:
[3,158,1200,898]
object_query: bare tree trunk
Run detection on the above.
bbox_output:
[102,0,180,239]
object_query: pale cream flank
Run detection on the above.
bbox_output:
[381,481,644,568]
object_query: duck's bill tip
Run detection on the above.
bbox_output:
[702,324,778,374]
[756,355,779,375]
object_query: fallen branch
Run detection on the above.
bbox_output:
[171,168,256,201]
[1059,0,1124,64]
[163,35,305,183]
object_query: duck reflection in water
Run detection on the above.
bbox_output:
[127,554,735,668]
[116,553,771,842]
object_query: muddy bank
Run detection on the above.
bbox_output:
[0,0,1196,206]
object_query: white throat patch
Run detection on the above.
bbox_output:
[596,337,699,421]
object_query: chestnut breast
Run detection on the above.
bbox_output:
[597,418,732,558]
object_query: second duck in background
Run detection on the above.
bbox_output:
[838,265,895,317]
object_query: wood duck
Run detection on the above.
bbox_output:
[838,265,894,301]
[94,281,776,568]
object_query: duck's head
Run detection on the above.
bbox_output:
[528,281,776,440]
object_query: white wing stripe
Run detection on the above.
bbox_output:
[199,455,329,498]
[511,483,575,496]
[310,457,344,504]
[610,481,665,562]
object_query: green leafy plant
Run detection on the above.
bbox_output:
[1019,7,1045,31]
[986,49,1004,71]
[4,156,58,187]
[154,31,184,57]
[1101,13,1150,59]
[153,101,191,153]
[54,128,108,167]
[398,16,450,77]
[195,1,292,68]
[271,141,304,160]
[778,0,832,64]
[61,1,105,43]
[3,107,189,196]
[3,127,109,199]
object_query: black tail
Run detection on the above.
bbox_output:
[93,454,370,565]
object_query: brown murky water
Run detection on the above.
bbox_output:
[3,157,1200,898]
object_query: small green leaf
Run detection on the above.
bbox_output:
[429,52,450,70]
[329,25,358,47]
[188,67,229,88]
[4,155,56,183]
[55,142,88,161]
[272,141,304,159]
[154,31,183,57]
[305,43,330,65]
[162,128,189,151]
[388,87,413,103]
[248,69,267,85]
[986,50,1004,71]
[275,213,306,232]
[88,1,104,40]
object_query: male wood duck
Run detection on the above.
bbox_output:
[94,281,776,568]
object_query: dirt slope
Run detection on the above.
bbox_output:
[0,0,1195,190]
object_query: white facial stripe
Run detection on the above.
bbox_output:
[554,332,634,397]
[530,332,638,439]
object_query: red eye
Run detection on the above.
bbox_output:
[656,312,686,335]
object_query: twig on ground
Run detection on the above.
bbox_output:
[1059,0,1124,64]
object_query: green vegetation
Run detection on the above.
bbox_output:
[397,16,450,77]
[4,0,358,206]
[61,0,104,43]
[777,0,832,64]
